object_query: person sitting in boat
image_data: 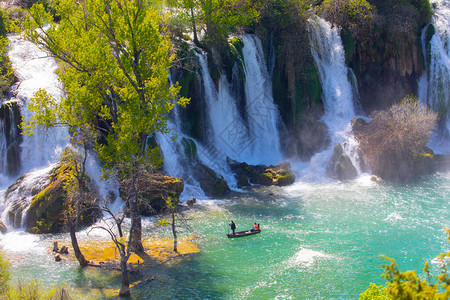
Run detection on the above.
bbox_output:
[255,223,260,231]
[229,220,236,235]
[252,222,257,231]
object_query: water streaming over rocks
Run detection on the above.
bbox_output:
[303,17,361,180]
[420,0,450,140]
[7,34,69,173]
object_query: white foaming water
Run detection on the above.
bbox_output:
[241,35,282,164]
[420,0,450,145]
[0,230,46,253]
[195,51,249,163]
[155,118,207,200]
[7,34,69,173]
[287,248,331,267]
[303,17,360,180]
[195,35,282,166]
[0,165,53,227]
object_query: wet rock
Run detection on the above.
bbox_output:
[193,163,230,197]
[55,255,62,262]
[187,198,196,207]
[327,144,358,180]
[0,221,7,234]
[229,159,296,187]
[235,174,250,188]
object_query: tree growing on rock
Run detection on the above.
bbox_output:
[354,96,437,182]
[22,0,188,296]
[60,129,98,267]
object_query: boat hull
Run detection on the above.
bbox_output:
[227,229,261,238]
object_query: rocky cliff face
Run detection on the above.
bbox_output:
[341,1,431,113]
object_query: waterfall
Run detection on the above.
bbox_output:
[420,0,450,139]
[305,17,360,179]
[0,35,69,226]
[195,35,282,166]
[0,100,21,178]
[240,35,282,164]
[7,34,69,175]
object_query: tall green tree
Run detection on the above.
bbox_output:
[22,0,187,296]
[166,0,258,46]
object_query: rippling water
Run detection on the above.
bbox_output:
[2,171,449,299]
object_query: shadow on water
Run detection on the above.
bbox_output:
[131,251,227,299]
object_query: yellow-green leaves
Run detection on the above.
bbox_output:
[22,0,189,173]
[21,89,58,136]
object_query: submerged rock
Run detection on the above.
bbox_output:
[229,159,296,187]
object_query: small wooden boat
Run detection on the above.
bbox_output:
[227,229,261,238]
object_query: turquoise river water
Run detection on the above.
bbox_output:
[1,171,450,299]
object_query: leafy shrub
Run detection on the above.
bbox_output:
[361,229,450,299]
[319,0,375,41]
[355,96,437,182]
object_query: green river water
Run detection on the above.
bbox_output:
[1,172,450,299]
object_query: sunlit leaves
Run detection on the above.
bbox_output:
[22,0,188,173]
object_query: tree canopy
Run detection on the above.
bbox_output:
[22,0,188,170]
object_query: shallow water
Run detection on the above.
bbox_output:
[2,171,449,299]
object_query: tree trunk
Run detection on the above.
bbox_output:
[171,212,177,253]
[129,181,144,254]
[119,256,130,297]
[69,222,88,267]
[190,6,200,47]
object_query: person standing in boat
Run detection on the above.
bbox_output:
[229,220,236,235]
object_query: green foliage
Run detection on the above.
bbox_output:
[361,229,450,299]
[0,6,27,33]
[22,0,188,177]
[359,283,389,299]
[319,0,375,41]
[0,251,70,299]
[0,251,10,294]
[166,0,259,45]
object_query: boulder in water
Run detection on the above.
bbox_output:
[136,172,185,215]
[228,159,296,187]
[193,163,230,197]
[24,166,101,234]
[187,197,196,207]
[327,144,358,180]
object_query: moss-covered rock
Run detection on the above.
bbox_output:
[229,159,296,187]
[138,172,184,215]
[24,166,100,234]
